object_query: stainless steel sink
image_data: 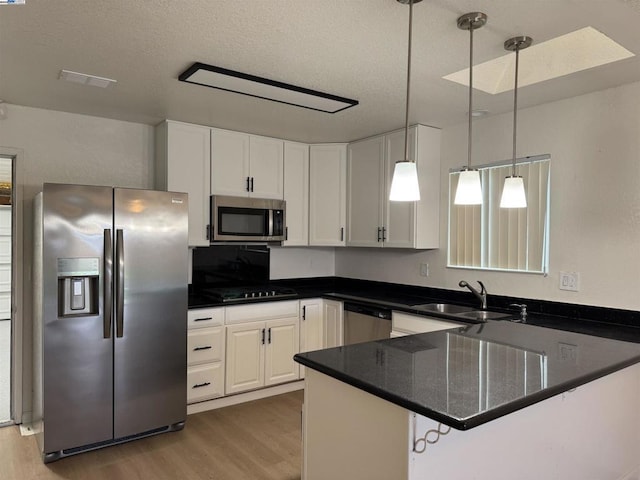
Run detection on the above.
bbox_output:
[410,303,511,323]
[455,310,511,321]
[411,303,475,315]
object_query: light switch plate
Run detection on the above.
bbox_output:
[559,271,580,291]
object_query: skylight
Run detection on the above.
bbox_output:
[443,27,635,94]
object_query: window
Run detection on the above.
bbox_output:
[448,155,550,274]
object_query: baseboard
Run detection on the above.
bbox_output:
[187,381,304,415]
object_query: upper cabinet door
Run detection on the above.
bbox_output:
[249,136,284,199]
[211,128,250,197]
[347,135,385,247]
[383,128,417,249]
[283,141,309,246]
[156,121,211,247]
[309,144,347,246]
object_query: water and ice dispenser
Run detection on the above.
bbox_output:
[57,257,100,317]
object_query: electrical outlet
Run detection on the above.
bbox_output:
[559,271,580,292]
[558,342,578,364]
[419,263,429,277]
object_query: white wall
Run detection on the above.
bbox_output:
[336,81,640,311]
[0,103,155,421]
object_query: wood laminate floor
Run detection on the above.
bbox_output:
[0,391,303,480]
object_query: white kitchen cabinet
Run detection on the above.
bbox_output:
[391,311,462,337]
[283,141,309,246]
[323,299,343,348]
[155,120,211,247]
[346,125,441,249]
[211,128,284,199]
[299,299,323,378]
[187,307,226,403]
[225,301,300,395]
[309,144,347,246]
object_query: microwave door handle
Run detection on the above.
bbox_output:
[268,209,274,237]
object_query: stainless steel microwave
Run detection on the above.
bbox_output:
[210,195,285,242]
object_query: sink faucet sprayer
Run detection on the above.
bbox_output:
[459,280,487,310]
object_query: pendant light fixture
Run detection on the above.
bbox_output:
[500,35,533,209]
[389,0,422,202]
[454,12,487,206]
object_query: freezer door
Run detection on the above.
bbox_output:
[41,183,114,453]
[113,188,188,438]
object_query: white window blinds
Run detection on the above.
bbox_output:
[448,156,550,273]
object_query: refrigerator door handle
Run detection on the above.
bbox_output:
[103,229,113,339]
[116,229,125,338]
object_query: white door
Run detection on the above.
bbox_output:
[249,136,284,199]
[299,299,323,378]
[283,141,309,246]
[264,318,299,386]
[309,144,347,246]
[211,128,250,197]
[225,322,265,395]
[164,121,211,247]
[347,136,384,247]
[383,128,416,248]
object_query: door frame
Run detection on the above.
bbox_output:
[0,148,24,424]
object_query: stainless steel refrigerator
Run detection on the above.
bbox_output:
[32,183,188,463]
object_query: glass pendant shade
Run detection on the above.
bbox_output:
[500,175,527,208]
[454,169,483,205]
[389,161,420,201]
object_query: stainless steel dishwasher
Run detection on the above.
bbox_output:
[343,302,392,345]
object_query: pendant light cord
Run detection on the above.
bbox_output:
[511,44,520,177]
[467,23,474,169]
[403,0,413,163]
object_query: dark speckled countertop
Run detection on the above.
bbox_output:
[294,320,640,430]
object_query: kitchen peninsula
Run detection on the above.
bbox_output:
[295,320,640,480]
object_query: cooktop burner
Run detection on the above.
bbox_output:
[203,285,298,303]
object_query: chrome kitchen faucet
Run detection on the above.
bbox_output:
[459,280,487,310]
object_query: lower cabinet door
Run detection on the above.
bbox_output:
[265,318,300,386]
[225,322,265,395]
[187,363,224,403]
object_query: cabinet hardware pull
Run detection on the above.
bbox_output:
[302,305,306,320]
[261,328,265,345]
[382,227,387,242]
[193,382,211,389]
[268,327,272,344]
[194,317,213,322]
[340,227,344,241]
[193,346,212,351]
[377,227,382,242]
[206,224,211,240]
[246,176,251,192]
[250,177,254,192]
[285,226,288,241]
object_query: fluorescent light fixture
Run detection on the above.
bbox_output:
[178,62,358,114]
[454,169,483,205]
[59,69,117,88]
[443,26,635,94]
[389,161,420,201]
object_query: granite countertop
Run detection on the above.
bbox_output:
[294,320,640,430]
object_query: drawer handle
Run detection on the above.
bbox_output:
[194,317,213,322]
[192,382,211,389]
[193,346,212,351]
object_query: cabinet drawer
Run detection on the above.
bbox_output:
[188,307,224,329]
[187,363,224,403]
[188,326,224,365]
[225,300,299,325]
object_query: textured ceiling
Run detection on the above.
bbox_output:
[1,0,640,143]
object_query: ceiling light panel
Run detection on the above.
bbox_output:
[443,27,635,94]
[179,63,358,114]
